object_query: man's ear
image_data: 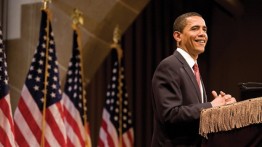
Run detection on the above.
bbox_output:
[173,31,181,42]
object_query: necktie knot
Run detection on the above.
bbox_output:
[193,64,199,73]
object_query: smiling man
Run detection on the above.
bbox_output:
[151,12,236,147]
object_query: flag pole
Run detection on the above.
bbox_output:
[71,9,91,147]
[111,25,123,147]
[41,1,51,147]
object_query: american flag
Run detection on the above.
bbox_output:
[98,49,134,147]
[13,10,67,147]
[0,26,16,147]
[62,28,92,147]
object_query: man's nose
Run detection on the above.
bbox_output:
[198,30,207,37]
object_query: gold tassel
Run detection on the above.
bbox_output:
[199,97,262,138]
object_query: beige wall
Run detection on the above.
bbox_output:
[6,1,150,112]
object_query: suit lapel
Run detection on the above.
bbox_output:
[174,51,202,103]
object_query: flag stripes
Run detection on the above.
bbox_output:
[63,93,86,146]
[0,97,15,147]
[98,110,118,147]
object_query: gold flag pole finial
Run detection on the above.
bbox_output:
[42,0,52,10]
[111,25,123,61]
[71,8,84,28]
[113,25,121,45]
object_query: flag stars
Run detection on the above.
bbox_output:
[50,40,54,45]
[74,77,78,82]
[113,68,117,74]
[111,91,115,96]
[111,98,115,104]
[68,78,72,83]
[68,70,72,75]
[114,116,118,121]
[32,58,36,62]
[28,74,32,79]
[52,84,57,89]
[35,76,41,82]
[74,85,77,90]
[75,70,79,75]
[106,92,110,97]
[68,86,72,92]
[73,93,77,98]
[49,48,54,53]
[106,99,110,104]
[40,52,45,57]
[37,68,42,74]
[4,79,7,84]
[30,66,34,71]
[34,85,39,91]
[51,92,56,98]
[54,68,58,73]
[78,102,82,108]
[53,76,58,81]
[68,62,72,67]
[39,60,44,65]
[42,43,46,48]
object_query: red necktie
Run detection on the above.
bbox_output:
[193,63,201,91]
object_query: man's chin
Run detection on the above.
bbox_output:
[197,48,205,54]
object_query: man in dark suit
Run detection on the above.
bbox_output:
[151,12,236,147]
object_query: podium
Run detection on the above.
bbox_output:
[239,82,262,100]
[200,97,262,147]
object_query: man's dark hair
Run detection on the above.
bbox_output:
[173,12,203,33]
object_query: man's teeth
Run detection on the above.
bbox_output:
[196,40,205,43]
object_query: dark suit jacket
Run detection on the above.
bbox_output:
[151,51,212,147]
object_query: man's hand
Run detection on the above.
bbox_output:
[210,91,236,107]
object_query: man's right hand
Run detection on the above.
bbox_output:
[210,91,236,107]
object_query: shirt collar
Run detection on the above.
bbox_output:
[176,48,196,68]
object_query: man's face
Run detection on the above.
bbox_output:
[176,16,208,59]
